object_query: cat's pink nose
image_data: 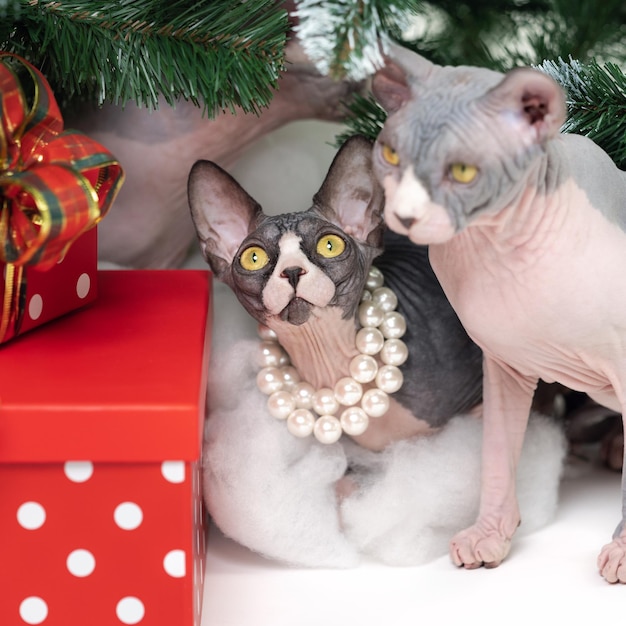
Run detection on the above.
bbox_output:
[281,266,305,288]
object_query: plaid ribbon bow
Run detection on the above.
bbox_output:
[0,53,124,269]
[0,53,124,343]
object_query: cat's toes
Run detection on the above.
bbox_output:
[598,537,626,583]
[450,524,512,569]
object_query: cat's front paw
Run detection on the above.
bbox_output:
[449,522,513,569]
[598,536,626,583]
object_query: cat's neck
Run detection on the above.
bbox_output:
[266,307,359,389]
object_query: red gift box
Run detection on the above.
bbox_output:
[1,227,97,344]
[0,270,211,626]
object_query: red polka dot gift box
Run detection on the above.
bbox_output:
[1,227,98,345]
[0,270,211,626]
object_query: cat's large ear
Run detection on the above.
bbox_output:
[312,135,385,247]
[482,67,566,143]
[372,44,434,113]
[188,160,263,280]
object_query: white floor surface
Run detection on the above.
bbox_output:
[201,461,624,626]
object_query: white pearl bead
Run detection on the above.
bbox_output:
[380,311,406,339]
[281,365,301,391]
[355,327,385,355]
[349,354,378,383]
[358,300,384,327]
[293,382,315,409]
[376,364,404,393]
[340,407,369,436]
[372,287,398,312]
[313,415,342,444]
[333,377,363,406]
[255,265,406,443]
[312,388,339,415]
[380,338,409,366]
[366,266,384,290]
[361,388,390,417]
[258,340,287,367]
[257,325,277,340]
[256,367,283,394]
[287,409,315,438]
[267,391,296,420]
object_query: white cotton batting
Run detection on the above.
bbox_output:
[203,325,566,568]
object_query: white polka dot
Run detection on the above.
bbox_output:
[28,294,43,320]
[19,597,48,624]
[116,597,145,624]
[163,549,186,578]
[76,273,91,299]
[66,549,96,577]
[64,461,94,483]
[17,502,46,530]
[114,502,143,530]
[161,461,185,484]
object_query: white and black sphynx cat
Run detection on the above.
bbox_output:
[189,135,482,450]
[186,135,564,567]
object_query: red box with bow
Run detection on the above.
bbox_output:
[0,53,124,344]
[0,270,211,626]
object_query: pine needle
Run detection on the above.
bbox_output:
[1,0,288,114]
[293,0,421,80]
[333,94,386,146]
[540,58,626,170]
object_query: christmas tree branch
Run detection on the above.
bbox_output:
[1,0,288,114]
[540,58,626,169]
[293,0,422,80]
[333,94,386,147]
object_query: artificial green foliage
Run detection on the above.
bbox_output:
[540,58,626,170]
[293,0,422,80]
[334,94,387,147]
[1,0,288,114]
[408,0,625,71]
[334,0,625,164]
[0,0,624,154]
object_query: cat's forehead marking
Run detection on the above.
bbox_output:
[278,231,303,256]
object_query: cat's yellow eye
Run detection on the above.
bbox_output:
[239,246,269,271]
[450,163,478,184]
[381,143,400,166]
[317,234,346,259]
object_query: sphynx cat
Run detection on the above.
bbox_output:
[188,135,483,451]
[371,45,626,583]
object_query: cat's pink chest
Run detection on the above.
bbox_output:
[429,217,626,393]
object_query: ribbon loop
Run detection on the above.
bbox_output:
[0,53,124,270]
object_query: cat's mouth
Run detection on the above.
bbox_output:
[280,297,312,325]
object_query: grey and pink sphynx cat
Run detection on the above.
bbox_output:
[372,45,626,583]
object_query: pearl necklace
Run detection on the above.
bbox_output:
[256,267,408,444]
